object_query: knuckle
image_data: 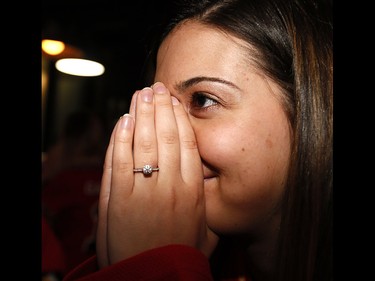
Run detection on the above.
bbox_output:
[160,132,178,144]
[115,161,133,173]
[139,106,152,115]
[102,160,112,171]
[181,137,197,149]
[117,134,132,145]
[138,139,154,153]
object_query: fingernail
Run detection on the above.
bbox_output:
[153,82,166,94]
[141,87,153,102]
[171,96,179,105]
[121,114,133,129]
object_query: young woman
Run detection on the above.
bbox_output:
[63,0,332,280]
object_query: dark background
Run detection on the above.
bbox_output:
[42,0,177,151]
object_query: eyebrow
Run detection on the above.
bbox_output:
[174,76,240,92]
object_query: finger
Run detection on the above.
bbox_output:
[106,114,135,264]
[171,96,203,186]
[152,82,180,177]
[133,87,158,181]
[109,114,135,201]
[129,90,139,118]
[96,118,118,268]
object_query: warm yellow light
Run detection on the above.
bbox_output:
[55,58,105,77]
[42,39,65,55]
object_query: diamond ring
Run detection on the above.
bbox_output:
[133,164,159,176]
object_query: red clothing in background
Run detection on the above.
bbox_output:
[63,245,214,281]
[62,245,253,281]
[42,215,67,275]
[42,167,102,274]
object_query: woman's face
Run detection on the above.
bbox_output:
[154,21,291,238]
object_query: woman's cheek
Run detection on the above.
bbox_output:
[194,121,238,163]
[195,119,287,232]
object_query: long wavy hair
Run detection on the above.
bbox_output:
[145,0,333,280]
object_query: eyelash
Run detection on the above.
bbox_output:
[189,92,219,111]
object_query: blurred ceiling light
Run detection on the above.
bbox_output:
[42,39,65,55]
[55,58,105,77]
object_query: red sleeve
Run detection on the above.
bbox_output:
[63,244,213,281]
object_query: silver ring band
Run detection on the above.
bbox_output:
[133,164,159,176]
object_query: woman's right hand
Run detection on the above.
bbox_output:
[96,83,219,268]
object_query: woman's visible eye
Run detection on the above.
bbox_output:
[190,92,218,110]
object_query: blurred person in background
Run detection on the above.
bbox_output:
[42,110,107,276]
[42,110,107,185]
[42,214,67,281]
